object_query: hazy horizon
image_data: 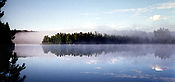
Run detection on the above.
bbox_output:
[1,1,175,81]
[13,29,175,44]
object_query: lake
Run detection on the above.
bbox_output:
[14,44,175,82]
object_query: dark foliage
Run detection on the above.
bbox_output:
[42,28,175,44]
[0,52,26,82]
[42,32,150,44]
[0,0,26,81]
[0,0,16,45]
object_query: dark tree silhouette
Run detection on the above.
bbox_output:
[42,32,152,44]
[0,52,26,82]
[154,28,173,43]
[0,0,26,81]
[0,0,16,45]
[42,28,175,44]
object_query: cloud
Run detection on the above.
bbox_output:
[104,73,154,79]
[86,60,97,64]
[95,67,102,70]
[95,17,101,20]
[80,13,90,16]
[104,73,137,78]
[152,65,168,72]
[80,72,98,74]
[172,11,175,14]
[160,77,175,82]
[132,69,142,74]
[152,65,163,71]
[149,15,161,21]
[104,8,148,14]
[104,72,175,81]
[104,2,175,14]
[81,22,118,32]
[149,15,169,21]
[110,58,117,64]
[80,13,98,16]
[155,2,175,9]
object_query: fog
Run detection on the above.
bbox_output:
[13,29,175,44]
[13,31,57,44]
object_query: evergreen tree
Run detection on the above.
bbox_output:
[0,0,26,81]
[0,0,16,45]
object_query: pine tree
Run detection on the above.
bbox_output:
[0,0,16,45]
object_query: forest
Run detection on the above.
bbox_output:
[42,28,175,44]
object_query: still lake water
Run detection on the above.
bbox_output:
[15,44,175,82]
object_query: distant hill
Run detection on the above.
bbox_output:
[14,30,36,33]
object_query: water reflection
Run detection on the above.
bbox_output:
[154,45,173,60]
[0,45,26,81]
[14,44,175,82]
[152,65,168,72]
[42,44,175,59]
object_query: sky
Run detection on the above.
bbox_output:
[2,0,175,32]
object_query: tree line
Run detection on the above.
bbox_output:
[42,32,152,44]
[42,28,175,44]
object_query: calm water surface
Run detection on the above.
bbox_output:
[15,44,175,82]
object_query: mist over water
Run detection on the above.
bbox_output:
[13,31,58,44]
[13,29,175,44]
[15,44,175,82]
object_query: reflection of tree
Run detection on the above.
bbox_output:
[0,52,26,82]
[42,45,111,57]
[42,45,174,60]
[0,38,26,81]
[42,45,145,57]
[154,45,172,60]
[42,45,103,56]
[42,45,144,57]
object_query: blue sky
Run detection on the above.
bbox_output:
[2,0,175,32]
